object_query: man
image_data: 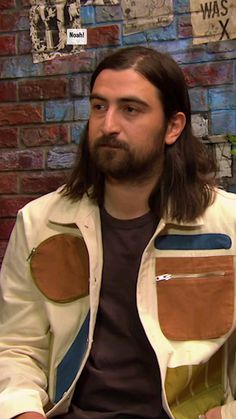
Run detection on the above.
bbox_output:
[0,46,235,419]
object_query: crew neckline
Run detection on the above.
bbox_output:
[100,207,156,230]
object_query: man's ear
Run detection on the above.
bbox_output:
[164,112,186,145]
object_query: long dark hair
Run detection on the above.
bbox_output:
[62,46,217,222]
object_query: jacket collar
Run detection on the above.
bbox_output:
[162,215,204,228]
[48,187,204,228]
[48,188,99,227]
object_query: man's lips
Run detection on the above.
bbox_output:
[97,142,127,150]
[94,136,129,151]
[99,144,124,149]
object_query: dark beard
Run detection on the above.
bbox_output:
[89,134,164,183]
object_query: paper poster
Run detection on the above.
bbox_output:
[121,0,173,35]
[190,0,236,44]
[30,0,83,63]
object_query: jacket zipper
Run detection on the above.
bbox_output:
[155,271,225,282]
[27,247,36,261]
[26,233,74,261]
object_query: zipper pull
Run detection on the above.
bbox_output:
[27,248,36,261]
[155,273,172,282]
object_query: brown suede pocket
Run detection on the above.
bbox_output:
[30,234,89,303]
[156,256,234,340]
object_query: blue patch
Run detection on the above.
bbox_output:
[155,234,232,250]
[54,312,90,403]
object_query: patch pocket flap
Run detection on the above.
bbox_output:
[30,234,89,303]
[155,256,234,340]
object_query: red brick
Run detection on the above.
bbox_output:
[178,15,192,38]
[0,35,16,56]
[0,104,43,126]
[21,171,68,194]
[18,78,68,101]
[0,174,18,193]
[0,0,16,9]
[0,127,18,147]
[21,124,69,147]
[44,50,95,76]
[70,74,90,97]
[0,219,15,240]
[0,81,17,102]
[87,25,120,48]
[17,31,32,55]
[182,62,234,87]
[0,10,29,32]
[0,196,33,217]
[0,150,44,171]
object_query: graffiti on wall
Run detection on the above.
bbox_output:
[30,0,82,63]
[30,0,175,62]
[121,0,173,35]
[190,0,236,44]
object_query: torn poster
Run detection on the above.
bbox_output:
[190,0,236,44]
[121,0,173,35]
[30,0,83,63]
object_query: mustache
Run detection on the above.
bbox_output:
[93,135,129,151]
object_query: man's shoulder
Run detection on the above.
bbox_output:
[214,188,236,208]
[18,187,93,225]
[205,188,236,223]
[19,186,97,224]
[15,188,98,244]
[20,186,69,214]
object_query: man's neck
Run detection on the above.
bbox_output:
[104,177,157,220]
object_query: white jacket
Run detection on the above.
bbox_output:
[0,187,236,419]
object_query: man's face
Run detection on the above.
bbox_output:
[88,68,168,183]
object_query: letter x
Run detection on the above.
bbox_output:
[219,18,230,40]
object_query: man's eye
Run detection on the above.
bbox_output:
[124,106,139,114]
[91,103,106,111]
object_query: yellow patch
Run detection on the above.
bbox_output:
[165,348,225,418]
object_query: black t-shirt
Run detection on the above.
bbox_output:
[60,208,168,419]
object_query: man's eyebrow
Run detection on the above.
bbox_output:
[90,93,149,108]
[90,93,106,101]
[119,97,149,108]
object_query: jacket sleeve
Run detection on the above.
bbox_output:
[0,211,50,419]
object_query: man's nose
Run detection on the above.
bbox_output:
[101,108,121,136]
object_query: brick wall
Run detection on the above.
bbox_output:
[0,0,236,263]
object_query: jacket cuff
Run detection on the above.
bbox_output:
[0,389,46,419]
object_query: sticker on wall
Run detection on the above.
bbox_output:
[121,0,173,35]
[190,0,236,44]
[67,28,87,44]
[30,0,84,63]
[81,0,120,4]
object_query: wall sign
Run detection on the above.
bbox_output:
[190,0,236,44]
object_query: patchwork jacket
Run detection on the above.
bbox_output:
[0,187,236,419]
